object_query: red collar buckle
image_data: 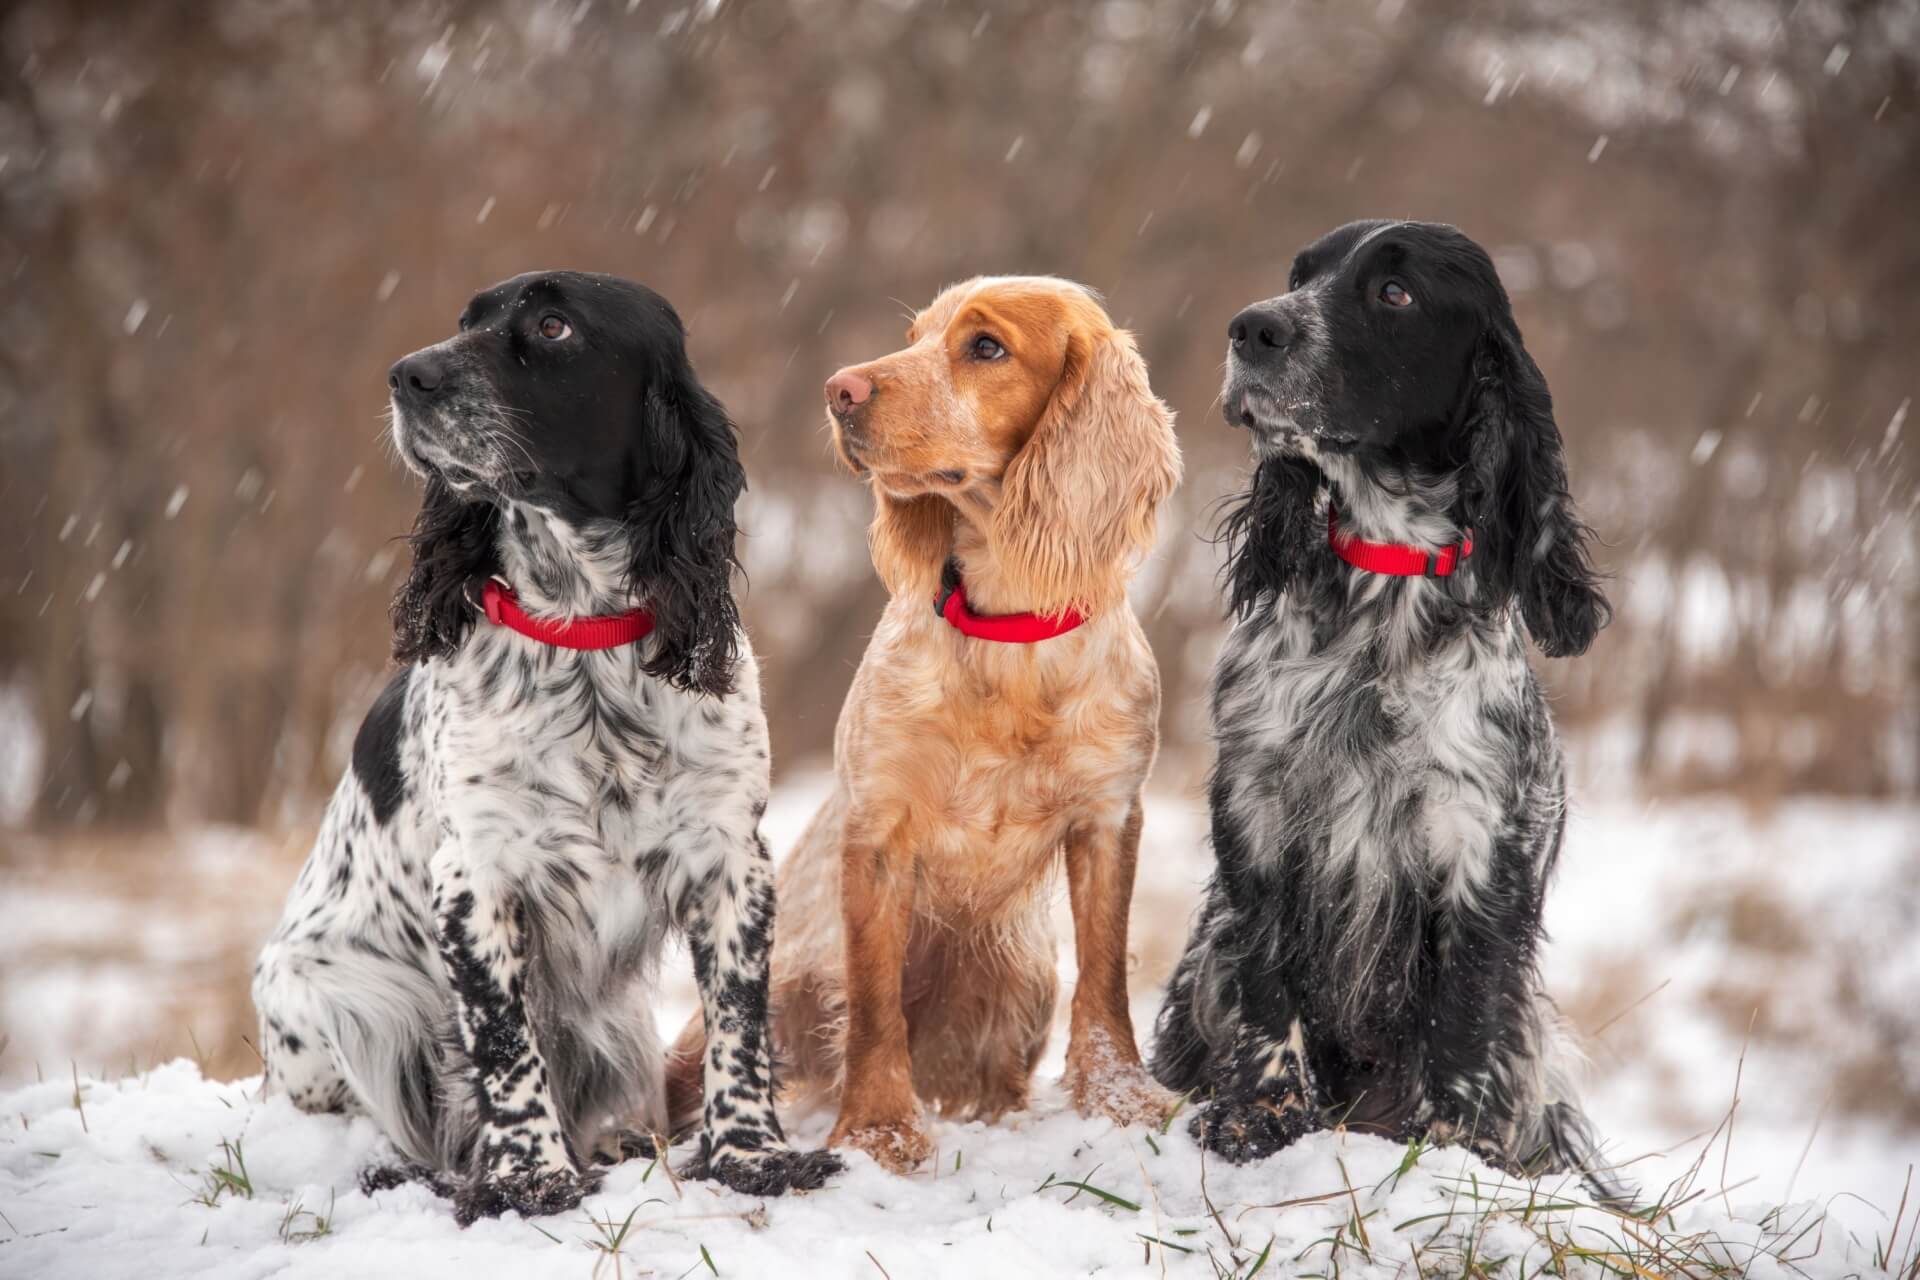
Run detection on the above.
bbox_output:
[1327,505,1473,578]
[480,579,655,651]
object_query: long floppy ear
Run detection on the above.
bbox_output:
[1459,322,1611,658]
[991,323,1181,616]
[625,377,745,697]
[1214,452,1336,620]
[390,475,499,664]
[868,489,954,601]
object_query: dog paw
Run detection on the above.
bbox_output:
[452,1165,600,1226]
[358,1160,432,1195]
[1066,1061,1182,1129]
[830,1115,935,1174]
[687,1143,845,1196]
[1188,1093,1318,1164]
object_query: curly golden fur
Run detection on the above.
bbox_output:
[669,277,1182,1171]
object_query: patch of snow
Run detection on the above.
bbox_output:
[1,789,1914,1274]
[2,1060,1898,1279]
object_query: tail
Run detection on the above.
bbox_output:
[665,1011,706,1138]
[1147,936,1215,1095]
[1148,883,1240,1096]
[278,946,460,1169]
[1538,1099,1640,1210]
[1527,997,1640,1210]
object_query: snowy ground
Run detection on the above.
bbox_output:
[2,782,1917,1277]
[3,1058,1903,1280]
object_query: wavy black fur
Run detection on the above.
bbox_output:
[391,478,499,665]
[1216,452,1338,621]
[1459,325,1612,658]
[623,381,745,697]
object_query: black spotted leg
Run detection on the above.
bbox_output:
[429,846,596,1225]
[1189,1009,1324,1162]
[681,836,843,1195]
[1185,867,1326,1162]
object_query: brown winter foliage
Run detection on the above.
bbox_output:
[1,0,1915,831]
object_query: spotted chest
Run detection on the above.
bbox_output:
[415,629,770,933]
[1213,586,1535,895]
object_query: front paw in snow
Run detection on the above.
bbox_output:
[1188,1091,1320,1163]
[829,1112,935,1174]
[451,1164,600,1226]
[685,1140,844,1195]
[1065,1059,1182,1129]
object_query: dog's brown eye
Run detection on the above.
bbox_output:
[539,314,572,340]
[1380,281,1413,308]
[970,334,1006,361]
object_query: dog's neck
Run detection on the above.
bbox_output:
[494,502,637,618]
[939,486,1078,619]
[1241,449,1477,663]
[1316,453,1464,551]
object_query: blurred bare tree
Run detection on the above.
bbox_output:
[2,0,1914,832]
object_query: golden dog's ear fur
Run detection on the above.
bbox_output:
[991,316,1181,617]
[869,490,955,600]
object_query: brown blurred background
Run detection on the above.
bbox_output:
[1,0,1916,1127]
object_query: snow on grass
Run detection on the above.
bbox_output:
[5,1060,1910,1280]
[1543,800,1920,1209]
[2,787,1916,1275]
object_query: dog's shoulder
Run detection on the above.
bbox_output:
[352,667,416,826]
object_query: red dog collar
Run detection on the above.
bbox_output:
[934,563,1087,643]
[481,579,655,650]
[1328,506,1473,578]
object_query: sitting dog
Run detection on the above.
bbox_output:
[671,277,1183,1171]
[1149,222,1631,1202]
[252,271,839,1224]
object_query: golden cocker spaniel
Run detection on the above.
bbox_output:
[676,276,1183,1171]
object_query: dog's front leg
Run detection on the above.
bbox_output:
[1419,844,1538,1168]
[681,836,843,1195]
[1184,858,1326,1162]
[429,844,593,1225]
[1062,796,1179,1128]
[1188,1005,1324,1162]
[829,834,931,1172]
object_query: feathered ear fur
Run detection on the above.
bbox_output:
[991,322,1181,616]
[868,489,955,602]
[1459,323,1610,658]
[390,476,499,664]
[624,379,746,697]
[1215,453,1337,620]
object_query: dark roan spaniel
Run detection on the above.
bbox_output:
[253,271,839,1224]
[1150,221,1632,1203]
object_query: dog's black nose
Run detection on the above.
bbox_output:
[388,351,449,397]
[1228,304,1295,357]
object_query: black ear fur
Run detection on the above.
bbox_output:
[1459,324,1610,658]
[625,378,745,698]
[390,476,500,665]
[1216,452,1338,619]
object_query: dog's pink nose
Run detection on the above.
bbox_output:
[826,369,875,414]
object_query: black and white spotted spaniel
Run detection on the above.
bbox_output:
[1150,221,1632,1203]
[253,271,840,1224]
